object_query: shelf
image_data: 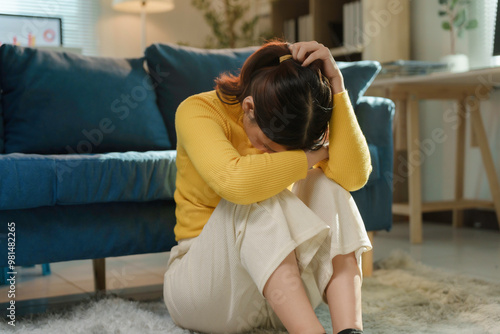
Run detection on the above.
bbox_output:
[270,0,410,63]
[393,200,495,215]
[329,45,363,57]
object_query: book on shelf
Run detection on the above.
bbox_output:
[283,14,312,43]
[284,18,297,43]
[298,14,313,42]
[356,1,363,46]
[342,1,363,50]
[345,2,352,47]
[353,1,358,46]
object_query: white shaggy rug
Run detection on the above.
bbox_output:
[2,251,499,334]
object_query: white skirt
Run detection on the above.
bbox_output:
[163,168,372,333]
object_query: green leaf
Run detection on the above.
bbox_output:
[438,0,448,4]
[457,27,464,38]
[242,16,259,34]
[442,21,451,30]
[450,0,459,10]
[465,19,478,29]
[438,10,447,16]
[453,9,466,27]
[192,0,264,48]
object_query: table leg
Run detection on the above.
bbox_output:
[361,231,374,278]
[394,100,408,151]
[407,95,423,244]
[393,100,409,205]
[93,258,106,293]
[470,99,500,229]
[453,98,467,227]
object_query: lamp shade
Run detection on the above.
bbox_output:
[112,0,174,13]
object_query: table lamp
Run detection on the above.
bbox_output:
[112,0,175,50]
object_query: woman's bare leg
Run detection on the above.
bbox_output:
[325,252,363,334]
[263,251,325,334]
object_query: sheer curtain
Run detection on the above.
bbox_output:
[0,0,101,55]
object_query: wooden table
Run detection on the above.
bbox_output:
[366,67,500,244]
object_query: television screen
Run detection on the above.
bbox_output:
[0,14,62,47]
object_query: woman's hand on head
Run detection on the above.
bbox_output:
[288,41,345,94]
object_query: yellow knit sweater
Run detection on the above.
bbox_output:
[173,90,371,241]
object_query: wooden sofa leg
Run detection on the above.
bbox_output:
[92,258,106,293]
[362,231,375,277]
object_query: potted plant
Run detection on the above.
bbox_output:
[438,0,478,72]
[191,0,271,48]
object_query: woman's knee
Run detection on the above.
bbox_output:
[332,252,359,274]
[297,168,344,190]
[292,168,351,208]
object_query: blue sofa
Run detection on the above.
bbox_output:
[0,43,393,290]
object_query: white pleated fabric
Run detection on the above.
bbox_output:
[163,168,372,333]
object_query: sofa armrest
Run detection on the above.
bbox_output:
[356,95,394,188]
[351,96,395,232]
[355,96,395,148]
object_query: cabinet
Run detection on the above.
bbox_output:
[270,0,410,62]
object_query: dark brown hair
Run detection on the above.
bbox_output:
[215,40,333,151]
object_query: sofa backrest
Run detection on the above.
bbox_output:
[0,91,3,153]
[0,43,382,154]
[0,44,171,154]
[145,43,258,147]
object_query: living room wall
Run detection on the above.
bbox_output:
[97,0,210,58]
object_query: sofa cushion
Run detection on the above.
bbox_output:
[338,60,381,107]
[0,150,177,210]
[365,143,380,186]
[0,44,171,154]
[0,95,3,153]
[145,43,380,147]
[0,154,57,210]
[145,43,257,146]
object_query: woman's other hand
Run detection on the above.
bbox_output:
[288,41,345,94]
[304,146,329,169]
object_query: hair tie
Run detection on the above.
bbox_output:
[279,54,293,63]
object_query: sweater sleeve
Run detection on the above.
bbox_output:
[176,95,309,205]
[316,90,372,191]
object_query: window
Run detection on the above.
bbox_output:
[0,0,100,55]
